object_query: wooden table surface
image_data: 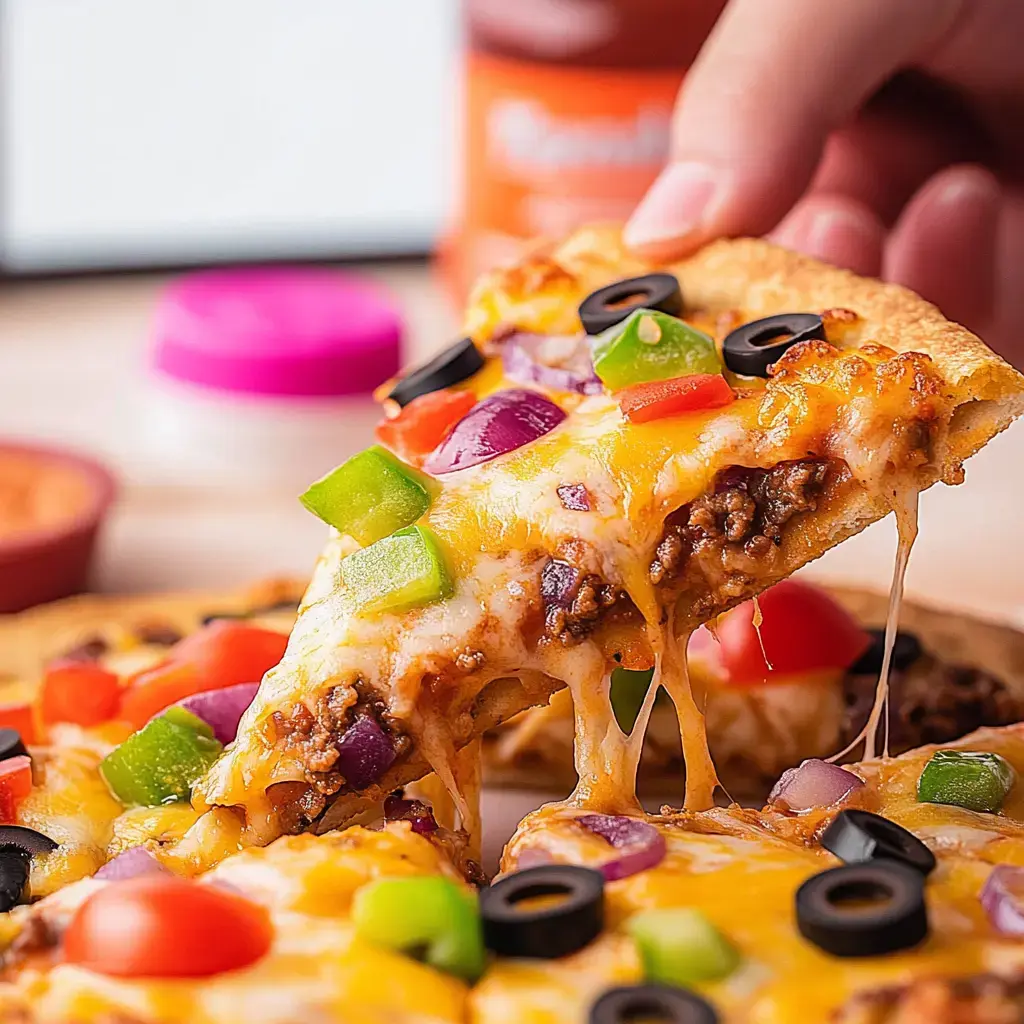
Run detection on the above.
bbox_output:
[2,262,1024,628]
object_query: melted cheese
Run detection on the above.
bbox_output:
[3,826,470,1024]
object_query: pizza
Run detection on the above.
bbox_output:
[187,224,1024,851]
[486,578,1024,800]
[1,574,1019,903]
[3,726,1024,1022]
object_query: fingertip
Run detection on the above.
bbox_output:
[770,194,887,278]
[884,165,1001,329]
[623,161,727,260]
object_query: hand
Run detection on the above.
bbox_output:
[624,0,1024,362]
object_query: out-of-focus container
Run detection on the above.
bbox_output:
[144,267,402,492]
[444,0,724,297]
[0,442,117,612]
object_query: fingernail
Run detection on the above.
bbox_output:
[624,161,721,253]
[772,203,879,267]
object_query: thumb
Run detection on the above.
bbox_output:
[624,0,963,261]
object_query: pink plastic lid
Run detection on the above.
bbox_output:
[152,267,403,397]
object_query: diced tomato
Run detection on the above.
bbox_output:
[375,390,477,463]
[41,662,121,727]
[118,621,287,729]
[618,373,734,424]
[0,756,32,822]
[64,875,273,977]
[709,579,872,686]
[0,704,37,745]
[117,663,200,730]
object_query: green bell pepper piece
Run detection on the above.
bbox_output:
[917,749,1017,813]
[300,446,433,546]
[352,876,485,981]
[628,908,739,987]
[100,706,222,807]
[592,309,721,391]
[610,666,655,734]
[341,525,452,614]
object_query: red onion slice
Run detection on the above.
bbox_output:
[768,758,864,813]
[178,682,260,744]
[335,715,397,790]
[95,847,169,881]
[982,865,1024,935]
[502,333,603,395]
[577,813,667,881]
[383,794,438,835]
[557,483,591,512]
[515,847,555,870]
[424,390,566,475]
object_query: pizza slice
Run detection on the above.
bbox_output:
[485,578,1024,800]
[476,723,1024,1023]
[191,224,1024,848]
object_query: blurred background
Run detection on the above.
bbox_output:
[1,0,1021,625]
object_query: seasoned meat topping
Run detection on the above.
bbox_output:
[541,559,626,645]
[650,459,831,587]
[270,685,410,831]
[842,656,1021,755]
[835,970,1024,1023]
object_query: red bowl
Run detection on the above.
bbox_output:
[0,442,117,613]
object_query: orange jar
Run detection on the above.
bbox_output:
[445,0,723,297]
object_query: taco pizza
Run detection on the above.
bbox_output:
[188,224,1024,849]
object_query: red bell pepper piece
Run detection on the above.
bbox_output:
[119,621,287,729]
[41,662,122,727]
[617,373,734,424]
[375,390,476,463]
[0,704,37,745]
[0,756,32,822]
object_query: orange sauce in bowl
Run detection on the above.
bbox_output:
[0,452,95,541]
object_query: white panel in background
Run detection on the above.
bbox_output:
[1,0,458,270]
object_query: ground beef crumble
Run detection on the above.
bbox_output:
[650,459,831,587]
[541,559,627,645]
[835,970,1024,1023]
[269,684,410,832]
[841,657,1022,755]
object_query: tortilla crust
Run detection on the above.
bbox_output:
[482,585,1024,796]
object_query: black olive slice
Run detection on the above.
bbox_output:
[849,629,923,675]
[821,809,936,876]
[387,337,485,407]
[480,864,604,959]
[0,847,30,912]
[796,861,928,957]
[0,826,58,858]
[722,313,825,377]
[0,730,28,764]
[578,274,683,335]
[589,984,719,1024]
